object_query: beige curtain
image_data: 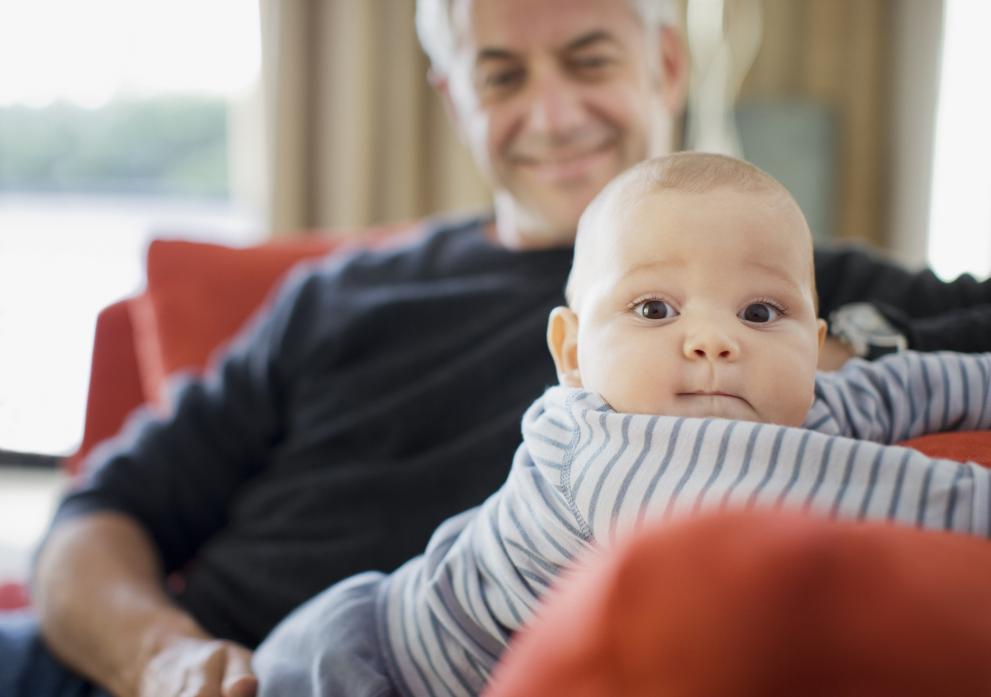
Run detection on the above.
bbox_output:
[741,0,893,246]
[259,0,490,236]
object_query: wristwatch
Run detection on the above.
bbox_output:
[828,302,908,360]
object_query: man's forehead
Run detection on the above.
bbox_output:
[451,0,640,56]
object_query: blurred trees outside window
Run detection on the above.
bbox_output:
[0,0,263,458]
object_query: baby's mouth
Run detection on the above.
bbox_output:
[678,391,741,399]
[676,391,754,410]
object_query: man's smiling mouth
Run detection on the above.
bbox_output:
[512,141,616,182]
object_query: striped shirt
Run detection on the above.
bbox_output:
[380,351,991,697]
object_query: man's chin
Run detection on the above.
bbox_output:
[524,191,604,231]
[491,198,583,247]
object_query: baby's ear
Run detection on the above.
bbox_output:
[547,307,583,388]
[816,318,828,350]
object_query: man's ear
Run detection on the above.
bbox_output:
[547,306,583,388]
[428,70,469,146]
[816,318,829,350]
[657,25,689,116]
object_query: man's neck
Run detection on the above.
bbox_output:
[489,198,576,251]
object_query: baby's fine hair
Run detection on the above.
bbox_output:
[566,152,809,309]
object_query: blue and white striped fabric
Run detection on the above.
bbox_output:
[381,352,991,697]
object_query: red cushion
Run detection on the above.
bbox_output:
[899,431,991,468]
[132,237,342,405]
[129,225,418,406]
[64,300,147,475]
[485,510,991,697]
[0,582,29,610]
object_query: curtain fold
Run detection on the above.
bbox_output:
[259,0,490,236]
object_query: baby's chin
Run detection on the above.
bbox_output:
[601,393,809,426]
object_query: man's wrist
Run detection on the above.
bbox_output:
[117,611,210,697]
[828,302,908,360]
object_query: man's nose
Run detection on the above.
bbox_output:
[526,71,585,136]
[683,325,740,362]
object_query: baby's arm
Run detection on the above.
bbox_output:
[543,390,991,545]
[809,352,991,444]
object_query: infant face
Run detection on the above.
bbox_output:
[570,186,826,426]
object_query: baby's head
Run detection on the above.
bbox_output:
[548,152,827,427]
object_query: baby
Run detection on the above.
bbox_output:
[549,149,825,426]
[255,153,991,697]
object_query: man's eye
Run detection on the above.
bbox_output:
[482,69,524,90]
[739,302,782,323]
[635,299,678,320]
[569,55,613,76]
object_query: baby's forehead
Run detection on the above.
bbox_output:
[591,184,804,251]
[568,155,815,309]
[612,180,792,217]
[571,186,813,297]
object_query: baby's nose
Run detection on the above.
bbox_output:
[683,326,740,361]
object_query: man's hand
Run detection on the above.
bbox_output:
[32,513,258,697]
[138,637,257,697]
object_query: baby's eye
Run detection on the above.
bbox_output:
[739,302,782,323]
[635,299,678,321]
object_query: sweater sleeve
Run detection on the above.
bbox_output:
[814,245,991,319]
[879,302,991,354]
[50,261,327,574]
[814,246,991,353]
[808,351,991,444]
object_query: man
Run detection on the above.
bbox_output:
[2,1,988,696]
[6,3,688,696]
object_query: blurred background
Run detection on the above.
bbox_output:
[0,0,989,570]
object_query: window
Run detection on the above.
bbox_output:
[927,0,991,281]
[0,0,264,457]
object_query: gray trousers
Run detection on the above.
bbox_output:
[254,571,398,697]
[0,610,109,697]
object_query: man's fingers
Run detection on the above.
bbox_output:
[222,647,258,697]
[139,638,255,697]
[223,674,258,697]
[175,645,226,697]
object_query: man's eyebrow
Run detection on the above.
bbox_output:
[475,30,620,66]
[562,30,621,53]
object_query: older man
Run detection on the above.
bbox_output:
[5,3,687,696]
[2,1,989,696]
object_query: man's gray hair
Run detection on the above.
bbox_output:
[416,0,678,74]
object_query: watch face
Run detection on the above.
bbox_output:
[830,303,907,358]
[844,304,901,339]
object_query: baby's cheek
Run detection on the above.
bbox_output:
[768,353,818,425]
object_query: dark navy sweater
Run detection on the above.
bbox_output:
[57,217,571,645]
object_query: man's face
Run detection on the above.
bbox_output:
[574,188,826,426]
[443,0,681,247]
